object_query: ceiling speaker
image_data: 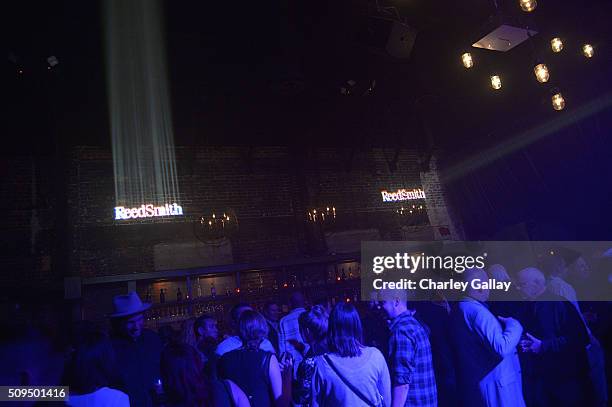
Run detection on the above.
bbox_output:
[360,16,417,59]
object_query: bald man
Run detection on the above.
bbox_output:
[451,268,525,407]
[516,267,591,407]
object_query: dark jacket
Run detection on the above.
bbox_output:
[522,291,590,380]
[112,329,162,407]
[519,291,591,406]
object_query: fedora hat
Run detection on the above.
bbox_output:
[109,291,151,318]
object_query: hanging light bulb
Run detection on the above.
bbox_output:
[461,52,474,68]
[533,64,550,83]
[582,44,594,58]
[519,0,537,12]
[490,75,502,90]
[551,38,563,53]
[551,93,566,111]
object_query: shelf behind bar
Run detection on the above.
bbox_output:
[81,252,361,286]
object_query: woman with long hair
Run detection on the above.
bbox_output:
[311,302,391,407]
[218,310,292,407]
[294,305,329,406]
[161,342,249,407]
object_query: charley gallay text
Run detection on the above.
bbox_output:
[372,278,512,292]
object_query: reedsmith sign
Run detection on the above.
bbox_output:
[381,188,426,202]
[114,203,183,220]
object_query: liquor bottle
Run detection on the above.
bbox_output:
[348,267,353,279]
[341,269,347,281]
[225,287,231,296]
[210,282,217,298]
[176,287,183,303]
[273,279,279,290]
[160,288,166,304]
[197,282,203,298]
[145,286,152,302]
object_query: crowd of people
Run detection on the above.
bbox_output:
[0,249,610,407]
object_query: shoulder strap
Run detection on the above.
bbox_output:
[222,380,236,407]
[323,354,378,407]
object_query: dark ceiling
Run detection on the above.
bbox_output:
[6,0,612,157]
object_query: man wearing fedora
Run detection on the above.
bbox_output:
[110,291,162,407]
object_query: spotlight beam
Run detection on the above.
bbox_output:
[105,0,180,210]
[442,92,612,183]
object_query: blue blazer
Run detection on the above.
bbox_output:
[451,297,526,407]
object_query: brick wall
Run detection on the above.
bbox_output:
[1,146,458,290]
[0,156,57,290]
[70,146,458,277]
[420,156,464,240]
[69,146,303,278]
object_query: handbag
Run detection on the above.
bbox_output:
[323,354,385,407]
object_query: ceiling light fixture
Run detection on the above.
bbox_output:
[551,37,563,53]
[534,63,550,83]
[461,6,597,113]
[461,52,474,68]
[519,0,537,12]
[490,75,502,90]
[552,92,566,111]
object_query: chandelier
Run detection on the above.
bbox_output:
[194,209,238,242]
[395,204,425,216]
[307,206,337,224]
[394,204,428,226]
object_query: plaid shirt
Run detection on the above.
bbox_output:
[388,311,437,407]
[279,307,307,376]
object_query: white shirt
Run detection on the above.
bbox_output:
[215,335,276,356]
[312,347,391,407]
[67,387,130,407]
